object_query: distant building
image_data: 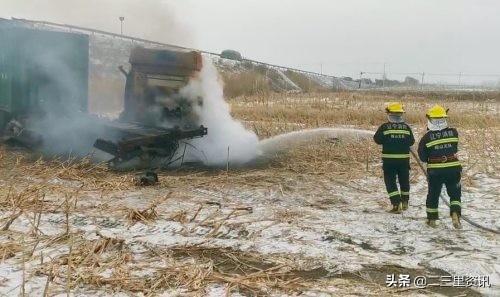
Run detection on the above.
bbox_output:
[375,79,400,87]
[404,76,420,86]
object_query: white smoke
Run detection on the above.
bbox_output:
[175,60,377,168]
[179,58,259,167]
[6,35,115,160]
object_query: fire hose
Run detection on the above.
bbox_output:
[409,148,500,234]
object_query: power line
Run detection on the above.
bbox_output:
[6,18,500,88]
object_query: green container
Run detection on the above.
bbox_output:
[0,23,89,128]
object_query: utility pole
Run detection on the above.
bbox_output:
[359,71,364,89]
[119,16,125,35]
[458,72,462,89]
[421,72,425,90]
[320,63,323,75]
[382,63,386,88]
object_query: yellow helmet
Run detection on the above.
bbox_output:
[426,105,448,118]
[386,102,405,113]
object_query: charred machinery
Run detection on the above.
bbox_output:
[93,47,208,169]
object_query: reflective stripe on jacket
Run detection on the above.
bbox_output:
[374,122,415,160]
[418,127,461,170]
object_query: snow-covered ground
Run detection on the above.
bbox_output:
[0,146,497,296]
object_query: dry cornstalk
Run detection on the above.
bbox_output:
[1,210,23,231]
[42,269,54,297]
[169,210,189,224]
[64,195,71,236]
[0,242,22,261]
[126,204,158,224]
[28,240,40,258]
[21,236,26,297]
[66,236,73,297]
[190,204,204,222]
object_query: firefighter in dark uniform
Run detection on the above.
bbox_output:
[374,102,415,213]
[418,105,462,229]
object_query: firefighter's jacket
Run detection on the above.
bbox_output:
[418,127,462,172]
[374,122,415,161]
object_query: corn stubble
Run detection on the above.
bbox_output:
[0,90,498,295]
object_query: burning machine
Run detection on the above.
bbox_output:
[93,47,208,169]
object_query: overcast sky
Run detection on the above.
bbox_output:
[2,0,500,83]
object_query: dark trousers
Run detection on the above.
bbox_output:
[426,170,462,219]
[383,160,410,206]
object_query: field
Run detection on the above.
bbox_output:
[0,91,499,296]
